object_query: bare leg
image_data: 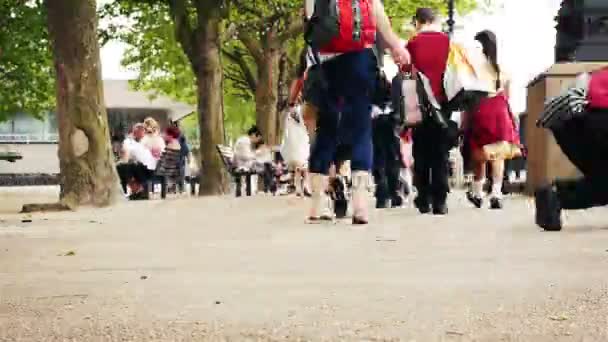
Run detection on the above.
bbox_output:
[490,159,505,198]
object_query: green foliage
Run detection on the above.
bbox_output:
[0,0,54,121]
[100,1,256,143]
[384,0,481,37]
[181,87,256,145]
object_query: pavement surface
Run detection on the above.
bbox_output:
[1,190,608,341]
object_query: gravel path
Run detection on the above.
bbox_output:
[1,192,608,341]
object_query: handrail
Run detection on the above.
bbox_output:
[0,133,59,143]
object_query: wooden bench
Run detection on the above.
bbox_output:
[0,151,23,163]
[216,144,257,197]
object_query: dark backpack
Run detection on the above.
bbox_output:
[305,0,376,54]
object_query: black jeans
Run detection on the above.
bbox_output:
[551,110,608,209]
[116,162,154,193]
[412,119,451,206]
[372,116,402,202]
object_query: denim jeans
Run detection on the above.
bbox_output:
[308,49,377,175]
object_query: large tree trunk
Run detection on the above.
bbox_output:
[255,49,281,146]
[195,12,229,196]
[46,0,122,209]
[276,51,291,140]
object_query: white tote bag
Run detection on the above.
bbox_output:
[280,106,310,166]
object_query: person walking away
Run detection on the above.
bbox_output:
[280,105,311,197]
[305,0,410,225]
[288,45,320,138]
[464,30,521,210]
[405,8,451,215]
[171,121,190,193]
[372,71,403,208]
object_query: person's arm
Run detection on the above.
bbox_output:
[372,0,410,65]
[288,78,304,106]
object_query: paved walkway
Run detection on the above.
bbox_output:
[1,192,608,341]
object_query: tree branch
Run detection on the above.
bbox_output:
[167,0,197,65]
[237,30,264,64]
[231,0,265,18]
[223,48,257,92]
[278,19,304,43]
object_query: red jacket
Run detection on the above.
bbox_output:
[406,31,450,102]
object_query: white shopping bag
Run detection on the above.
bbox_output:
[280,106,310,166]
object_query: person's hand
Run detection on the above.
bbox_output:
[390,44,410,67]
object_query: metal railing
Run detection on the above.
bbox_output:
[0,134,58,143]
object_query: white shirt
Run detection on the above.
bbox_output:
[123,138,157,171]
[141,133,166,158]
[233,136,255,168]
[371,104,392,119]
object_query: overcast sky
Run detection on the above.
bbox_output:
[99,0,562,113]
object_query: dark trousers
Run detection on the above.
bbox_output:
[372,116,401,202]
[412,121,451,206]
[116,163,154,194]
[309,49,376,174]
[551,110,608,209]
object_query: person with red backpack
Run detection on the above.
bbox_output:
[304,0,410,225]
[535,68,608,231]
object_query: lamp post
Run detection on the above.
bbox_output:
[447,0,455,37]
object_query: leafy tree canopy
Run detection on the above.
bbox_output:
[0,0,54,121]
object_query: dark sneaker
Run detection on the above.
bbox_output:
[334,199,348,219]
[490,197,503,210]
[352,216,368,225]
[391,195,404,208]
[376,199,389,209]
[466,191,483,209]
[535,185,562,231]
[414,197,431,214]
[432,203,449,216]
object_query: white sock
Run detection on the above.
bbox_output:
[472,179,485,198]
[491,181,503,198]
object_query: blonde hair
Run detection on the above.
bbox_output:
[143,117,160,134]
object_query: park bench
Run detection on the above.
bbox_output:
[0,151,23,163]
[216,144,257,197]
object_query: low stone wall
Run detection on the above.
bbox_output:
[0,173,60,187]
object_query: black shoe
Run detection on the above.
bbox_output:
[466,191,483,209]
[352,216,368,225]
[376,199,389,209]
[433,203,448,215]
[535,185,562,231]
[391,196,404,208]
[490,197,503,210]
[334,199,348,219]
[414,197,431,214]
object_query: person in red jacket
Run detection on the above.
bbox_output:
[405,8,452,215]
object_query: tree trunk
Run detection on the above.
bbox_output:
[255,49,281,146]
[194,13,229,196]
[276,51,290,140]
[46,0,122,209]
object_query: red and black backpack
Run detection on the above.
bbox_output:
[305,0,377,54]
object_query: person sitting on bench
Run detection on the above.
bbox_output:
[118,123,157,200]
